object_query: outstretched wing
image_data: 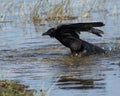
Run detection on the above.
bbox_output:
[58,22,105,37]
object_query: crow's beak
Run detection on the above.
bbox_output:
[42,32,48,36]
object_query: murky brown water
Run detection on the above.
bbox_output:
[0,0,120,96]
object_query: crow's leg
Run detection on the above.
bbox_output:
[70,49,79,56]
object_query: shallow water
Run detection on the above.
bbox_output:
[0,0,120,96]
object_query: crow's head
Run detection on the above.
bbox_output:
[42,28,56,37]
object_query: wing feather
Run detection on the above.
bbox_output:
[57,22,104,37]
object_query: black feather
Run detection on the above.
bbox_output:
[42,22,105,56]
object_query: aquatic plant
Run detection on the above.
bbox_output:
[0,0,119,24]
[30,0,78,26]
[0,80,34,96]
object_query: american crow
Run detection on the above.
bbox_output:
[42,22,105,56]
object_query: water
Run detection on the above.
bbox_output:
[0,0,120,96]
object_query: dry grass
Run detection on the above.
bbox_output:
[30,0,78,25]
[0,0,119,24]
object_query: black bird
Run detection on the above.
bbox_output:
[42,22,105,56]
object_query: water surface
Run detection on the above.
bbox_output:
[0,0,120,96]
